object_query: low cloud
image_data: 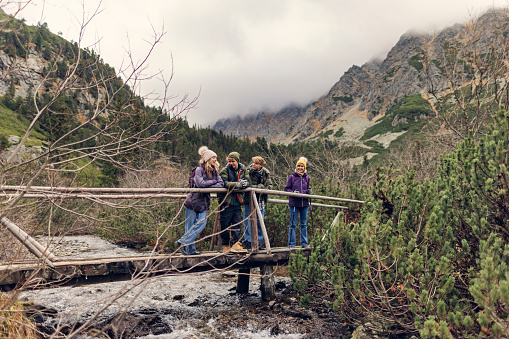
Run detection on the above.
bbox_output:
[8,0,507,126]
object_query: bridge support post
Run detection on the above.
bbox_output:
[251,192,271,254]
[249,192,259,253]
[260,265,276,301]
[236,268,250,294]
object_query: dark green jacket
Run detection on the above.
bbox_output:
[218,162,250,206]
[243,165,272,206]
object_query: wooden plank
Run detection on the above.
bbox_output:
[268,199,347,210]
[0,194,187,199]
[0,185,364,204]
[0,249,306,287]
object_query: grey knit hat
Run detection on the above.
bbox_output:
[198,146,217,162]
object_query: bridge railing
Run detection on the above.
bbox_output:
[0,185,364,259]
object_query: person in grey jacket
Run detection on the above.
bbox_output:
[176,146,223,255]
[243,156,272,251]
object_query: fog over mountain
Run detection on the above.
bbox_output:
[212,9,509,147]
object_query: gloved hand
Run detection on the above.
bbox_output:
[235,179,248,189]
[242,180,248,188]
[210,179,217,185]
[307,188,313,195]
[293,190,300,194]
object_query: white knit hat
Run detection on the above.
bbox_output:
[198,146,217,162]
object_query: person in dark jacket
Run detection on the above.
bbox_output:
[284,157,312,249]
[176,146,224,255]
[218,151,250,253]
[243,156,272,251]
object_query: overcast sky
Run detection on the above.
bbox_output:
[5,0,509,126]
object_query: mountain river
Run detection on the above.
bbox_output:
[17,236,349,338]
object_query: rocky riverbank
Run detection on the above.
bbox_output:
[16,236,349,338]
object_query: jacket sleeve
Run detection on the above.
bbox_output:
[209,171,224,188]
[193,166,207,188]
[265,170,273,190]
[195,167,224,188]
[243,167,251,187]
[284,175,293,192]
[221,167,236,189]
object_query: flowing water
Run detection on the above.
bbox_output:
[17,236,349,338]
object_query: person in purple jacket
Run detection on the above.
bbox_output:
[176,146,224,255]
[284,157,312,249]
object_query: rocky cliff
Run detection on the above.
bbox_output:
[212,10,508,146]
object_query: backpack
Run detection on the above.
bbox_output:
[189,167,198,188]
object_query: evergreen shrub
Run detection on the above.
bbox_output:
[437,109,509,338]
[290,109,509,337]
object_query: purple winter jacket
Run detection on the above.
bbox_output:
[284,172,310,208]
[184,163,224,212]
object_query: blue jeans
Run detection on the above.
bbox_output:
[178,208,208,254]
[243,204,265,246]
[288,206,309,247]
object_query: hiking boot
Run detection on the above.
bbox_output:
[188,251,201,255]
[222,245,231,253]
[176,241,187,255]
[230,242,248,253]
[244,242,252,251]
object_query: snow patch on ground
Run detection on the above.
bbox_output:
[370,131,407,148]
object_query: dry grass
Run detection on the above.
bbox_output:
[0,295,39,338]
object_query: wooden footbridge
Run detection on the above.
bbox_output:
[0,186,364,300]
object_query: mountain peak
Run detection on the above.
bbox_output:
[212,9,508,147]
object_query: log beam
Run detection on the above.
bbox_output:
[261,265,276,301]
[1,217,55,267]
[236,268,251,294]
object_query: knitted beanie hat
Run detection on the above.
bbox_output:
[296,157,308,170]
[227,151,240,163]
[198,146,217,162]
